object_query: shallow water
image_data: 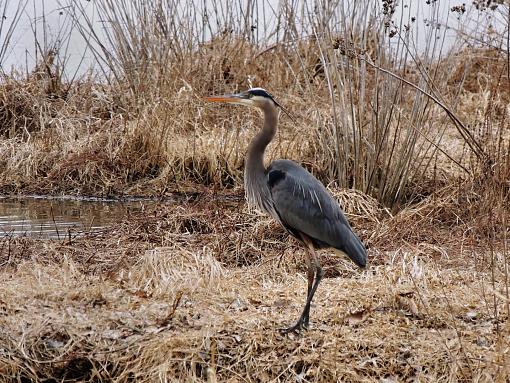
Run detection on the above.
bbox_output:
[0,196,157,239]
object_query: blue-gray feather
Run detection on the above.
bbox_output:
[267,159,367,268]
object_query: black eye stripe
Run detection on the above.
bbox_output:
[247,88,276,103]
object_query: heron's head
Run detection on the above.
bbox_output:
[204,88,279,110]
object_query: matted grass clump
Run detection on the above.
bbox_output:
[0,195,509,382]
[0,17,507,205]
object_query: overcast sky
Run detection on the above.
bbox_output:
[0,0,506,78]
[1,0,98,76]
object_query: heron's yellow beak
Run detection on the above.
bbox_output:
[204,95,239,103]
[204,92,254,107]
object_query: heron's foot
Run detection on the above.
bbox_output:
[279,318,308,334]
[303,313,310,329]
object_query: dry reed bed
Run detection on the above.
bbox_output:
[1,192,508,382]
[1,249,508,382]
[0,43,508,199]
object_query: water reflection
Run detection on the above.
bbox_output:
[0,197,155,239]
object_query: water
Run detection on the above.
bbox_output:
[0,196,157,239]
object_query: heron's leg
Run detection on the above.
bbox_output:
[280,234,323,334]
[299,235,323,329]
[304,240,315,301]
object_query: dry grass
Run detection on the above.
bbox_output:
[0,41,508,201]
[1,196,509,382]
[0,1,507,204]
[0,56,321,196]
[0,1,509,381]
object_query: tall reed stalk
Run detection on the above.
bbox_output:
[66,0,507,206]
[0,1,27,73]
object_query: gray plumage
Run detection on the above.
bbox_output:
[205,87,367,333]
[267,159,366,268]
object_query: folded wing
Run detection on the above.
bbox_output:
[267,160,367,268]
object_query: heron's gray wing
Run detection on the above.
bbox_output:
[267,160,366,267]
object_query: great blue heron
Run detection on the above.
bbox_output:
[205,88,367,333]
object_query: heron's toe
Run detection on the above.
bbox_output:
[279,319,308,335]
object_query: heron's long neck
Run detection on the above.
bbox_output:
[246,105,278,179]
[245,105,278,212]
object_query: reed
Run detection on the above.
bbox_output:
[1,0,506,207]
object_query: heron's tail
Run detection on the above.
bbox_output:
[334,229,367,268]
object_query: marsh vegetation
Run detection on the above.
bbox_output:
[0,0,509,381]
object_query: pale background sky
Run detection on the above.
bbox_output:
[0,0,506,77]
[1,0,98,76]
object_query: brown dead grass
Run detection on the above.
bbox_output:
[0,42,507,201]
[0,15,508,381]
[0,64,322,197]
[0,189,509,382]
